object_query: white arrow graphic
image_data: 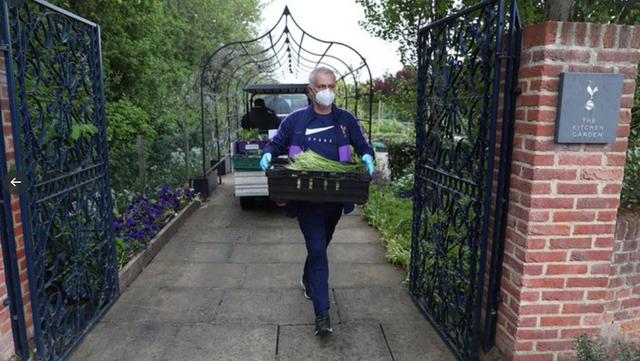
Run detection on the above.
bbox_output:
[10,178,21,187]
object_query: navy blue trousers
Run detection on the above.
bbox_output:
[297,202,343,317]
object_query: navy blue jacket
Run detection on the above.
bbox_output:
[263,104,374,217]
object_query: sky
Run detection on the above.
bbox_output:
[257,0,403,83]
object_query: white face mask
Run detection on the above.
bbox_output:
[315,89,336,107]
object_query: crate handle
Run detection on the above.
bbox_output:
[336,179,340,191]
[296,178,301,189]
[309,178,313,190]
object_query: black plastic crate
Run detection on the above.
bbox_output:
[266,165,371,204]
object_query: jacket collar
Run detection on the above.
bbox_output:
[302,104,343,122]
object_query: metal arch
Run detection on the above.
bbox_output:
[286,45,348,81]
[208,44,284,94]
[287,34,359,81]
[208,32,289,91]
[272,52,350,107]
[198,6,376,185]
[286,12,373,136]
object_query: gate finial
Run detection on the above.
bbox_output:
[283,6,290,16]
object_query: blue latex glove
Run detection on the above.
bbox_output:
[260,153,272,171]
[362,154,375,177]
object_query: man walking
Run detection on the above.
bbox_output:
[259,67,375,336]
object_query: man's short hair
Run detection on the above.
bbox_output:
[254,98,265,107]
[309,67,336,85]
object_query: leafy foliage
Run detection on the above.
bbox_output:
[357,0,639,65]
[238,128,265,141]
[48,0,261,193]
[355,0,478,65]
[387,141,416,180]
[622,114,640,208]
[362,186,414,271]
[575,335,640,361]
[372,66,418,123]
[358,0,640,210]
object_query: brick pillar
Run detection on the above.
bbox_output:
[607,215,640,341]
[0,50,34,359]
[495,22,640,361]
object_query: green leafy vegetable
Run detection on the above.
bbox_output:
[238,129,264,141]
[286,150,366,173]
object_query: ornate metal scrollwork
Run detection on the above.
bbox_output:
[3,1,119,360]
[411,1,511,360]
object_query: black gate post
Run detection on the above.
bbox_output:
[483,0,523,351]
[0,61,29,361]
[0,1,30,358]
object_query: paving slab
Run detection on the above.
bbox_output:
[329,263,406,288]
[164,323,276,361]
[102,287,223,323]
[335,215,372,229]
[334,287,425,322]
[214,288,339,325]
[228,213,298,229]
[229,243,307,264]
[243,263,302,289]
[173,227,250,243]
[68,321,179,361]
[129,261,246,288]
[330,226,380,243]
[229,243,387,264]
[69,174,455,361]
[328,243,387,263]
[277,321,392,361]
[381,321,457,361]
[179,208,236,229]
[154,241,233,263]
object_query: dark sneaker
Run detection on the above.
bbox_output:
[314,315,333,336]
[300,278,312,300]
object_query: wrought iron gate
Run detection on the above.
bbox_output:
[410,1,521,360]
[0,1,119,360]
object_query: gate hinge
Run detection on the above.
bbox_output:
[495,294,503,306]
[2,297,11,307]
[514,87,522,96]
[0,43,9,52]
[497,51,513,59]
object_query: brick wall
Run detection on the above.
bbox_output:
[495,22,640,361]
[605,214,640,341]
[0,50,33,360]
[0,245,12,360]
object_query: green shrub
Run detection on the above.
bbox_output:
[621,104,640,209]
[386,141,415,181]
[362,186,413,271]
[575,335,640,361]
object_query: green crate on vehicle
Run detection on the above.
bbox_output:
[232,155,262,170]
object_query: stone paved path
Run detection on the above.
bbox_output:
[69,177,456,361]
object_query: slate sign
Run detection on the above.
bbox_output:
[555,72,624,144]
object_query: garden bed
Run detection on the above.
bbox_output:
[117,198,200,293]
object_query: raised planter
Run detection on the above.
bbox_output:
[190,166,218,199]
[117,198,201,293]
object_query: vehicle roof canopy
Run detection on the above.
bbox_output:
[243,83,308,94]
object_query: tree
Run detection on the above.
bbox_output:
[358,0,639,65]
[45,0,262,191]
[49,0,260,132]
